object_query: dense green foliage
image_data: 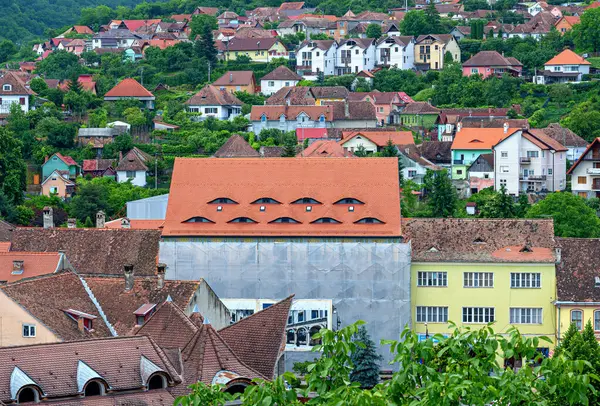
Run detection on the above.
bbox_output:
[350,326,382,389]
[178,321,596,405]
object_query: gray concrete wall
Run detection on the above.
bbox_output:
[183,280,231,330]
[160,238,412,369]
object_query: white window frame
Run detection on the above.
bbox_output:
[595,310,600,331]
[500,166,509,173]
[23,324,36,337]
[501,151,508,158]
[527,150,539,158]
[463,272,494,288]
[571,309,583,330]
[417,271,447,287]
[416,306,448,323]
[462,307,495,323]
[510,308,542,324]
[510,272,541,288]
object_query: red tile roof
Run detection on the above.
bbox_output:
[251,104,333,121]
[0,71,34,95]
[162,158,402,237]
[545,49,590,66]
[298,140,355,157]
[122,19,162,32]
[214,134,260,158]
[0,252,62,283]
[73,25,94,34]
[341,131,414,147]
[279,2,305,10]
[82,158,114,172]
[52,152,78,167]
[185,85,243,106]
[451,128,517,150]
[104,78,155,98]
[213,71,256,87]
[219,296,294,378]
[136,301,200,350]
[295,128,328,141]
[261,65,302,81]
[104,219,164,229]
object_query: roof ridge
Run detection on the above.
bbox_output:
[0,269,75,287]
[0,334,151,351]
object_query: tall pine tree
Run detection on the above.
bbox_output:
[428,169,457,217]
[350,326,382,388]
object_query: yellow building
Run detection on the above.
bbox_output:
[312,86,349,106]
[223,37,288,63]
[414,34,461,70]
[404,218,557,350]
[555,238,600,341]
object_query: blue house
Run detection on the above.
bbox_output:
[42,153,80,181]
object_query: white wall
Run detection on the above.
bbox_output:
[543,64,590,81]
[117,170,147,187]
[0,95,29,114]
[341,136,378,153]
[494,131,522,195]
[336,43,375,75]
[297,44,337,76]
[260,79,299,96]
[376,40,415,69]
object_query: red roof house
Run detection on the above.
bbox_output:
[104,78,155,109]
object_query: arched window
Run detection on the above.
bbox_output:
[148,373,167,390]
[228,217,257,223]
[286,329,295,344]
[83,380,106,397]
[183,217,214,223]
[269,217,301,224]
[309,325,323,346]
[334,198,364,205]
[251,197,281,204]
[208,198,238,204]
[296,328,308,345]
[17,386,40,404]
[261,114,267,122]
[311,217,341,224]
[291,197,322,204]
[319,114,325,123]
[354,217,385,224]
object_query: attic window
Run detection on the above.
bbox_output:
[311,217,341,224]
[334,198,365,205]
[64,309,97,331]
[228,217,258,223]
[292,197,322,204]
[428,246,439,252]
[595,277,600,288]
[183,217,214,223]
[134,303,157,326]
[473,237,486,244]
[270,217,301,224]
[251,197,281,204]
[355,217,384,224]
[519,245,533,253]
[470,139,483,143]
[208,198,238,204]
[3,84,11,92]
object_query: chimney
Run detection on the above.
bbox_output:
[67,218,77,229]
[96,211,105,228]
[229,73,233,83]
[77,317,85,333]
[12,260,24,274]
[286,98,291,106]
[344,102,349,117]
[503,122,509,134]
[124,264,134,291]
[43,207,54,229]
[121,217,131,229]
[456,122,462,133]
[156,263,166,289]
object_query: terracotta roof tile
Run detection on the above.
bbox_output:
[556,238,600,301]
[403,218,556,263]
[82,159,115,172]
[0,336,179,403]
[539,123,587,148]
[0,242,10,252]
[219,296,294,378]
[341,131,414,147]
[0,71,34,95]
[0,252,63,283]
[251,104,333,120]
[213,71,256,87]
[279,2,305,10]
[104,78,154,98]
[115,149,149,171]
[53,153,79,167]
[213,135,260,158]
[10,228,161,276]
[299,140,355,157]
[84,276,200,336]
[185,85,243,106]
[104,219,164,229]
[162,158,401,237]
[261,65,302,81]
[401,102,440,115]
[545,49,590,65]
[136,301,199,350]
[461,118,529,129]
[266,86,314,105]
[310,86,349,99]
[451,128,518,150]
[398,144,441,170]
[0,272,112,341]
[44,389,175,405]
[525,129,568,152]
[260,146,284,157]
[463,50,523,67]
[0,221,14,242]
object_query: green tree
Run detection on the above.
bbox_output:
[7,103,35,159]
[36,50,81,80]
[350,326,382,389]
[123,107,147,127]
[89,108,108,128]
[0,40,18,63]
[399,11,429,37]
[573,7,600,52]
[427,169,457,217]
[479,184,515,218]
[189,14,218,40]
[69,180,110,221]
[526,192,600,237]
[424,2,442,33]
[366,23,382,39]
[36,117,76,148]
[0,127,26,204]
[282,133,298,157]
[548,84,573,108]
[353,144,368,157]
[29,77,48,94]
[68,72,82,94]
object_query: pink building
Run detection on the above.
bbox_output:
[462,51,523,78]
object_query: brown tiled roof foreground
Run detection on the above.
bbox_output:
[556,238,600,302]
[213,134,260,158]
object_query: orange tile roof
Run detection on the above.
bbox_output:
[545,49,590,65]
[104,78,155,98]
[491,245,555,262]
[0,252,62,283]
[162,158,401,237]
[341,131,414,147]
[451,128,518,150]
[298,140,355,157]
[556,16,580,26]
[104,219,164,230]
[0,242,10,252]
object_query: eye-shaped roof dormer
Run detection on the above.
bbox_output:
[208,198,238,204]
[291,197,322,204]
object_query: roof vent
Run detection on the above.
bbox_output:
[11,261,24,275]
[595,277,600,288]
[260,206,266,212]
[217,206,223,211]
[473,237,486,244]
[427,246,439,252]
[306,206,312,212]
[519,244,533,253]
[348,206,354,212]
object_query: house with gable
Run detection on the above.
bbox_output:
[185,84,243,120]
[462,51,523,78]
[534,49,591,84]
[250,104,334,134]
[567,137,600,199]
[537,123,587,162]
[213,134,260,158]
[414,34,461,70]
[555,16,579,33]
[213,71,257,94]
[349,91,415,126]
[223,37,288,62]
[297,140,354,157]
[260,66,302,95]
[398,144,442,184]
[467,153,495,193]
[296,40,338,77]
[82,159,117,179]
[116,147,151,187]
[42,152,80,181]
[41,170,76,199]
[396,102,441,129]
[335,38,376,75]
[375,36,415,69]
[0,71,34,114]
[104,78,155,109]
[339,130,414,154]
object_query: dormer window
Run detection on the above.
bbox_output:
[355,217,384,224]
[319,114,326,122]
[251,197,281,204]
[228,217,257,223]
[134,303,157,326]
[311,217,341,224]
[184,216,214,223]
[595,276,600,288]
[292,197,322,204]
[334,198,364,205]
[208,198,238,204]
[473,237,486,244]
[64,309,97,331]
[3,84,12,92]
[270,217,301,223]
[261,114,267,122]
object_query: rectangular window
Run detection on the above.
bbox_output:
[527,151,539,158]
[408,169,417,178]
[204,108,217,114]
[297,310,305,322]
[595,311,600,331]
[501,151,508,158]
[471,68,478,74]
[311,310,319,319]
[417,271,447,287]
[578,176,587,184]
[268,81,274,86]
[126,170,136,179]
[511,272,541,288]
[500,166,509,173]
[23,324,36,337]
[462,307,495,323]
[19,97,25,105]
[571,310,583,330]
[548,168,553,175]
[510,308,542,324]
[416,306,448,323]
[463,272,494,288]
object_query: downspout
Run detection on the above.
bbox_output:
[557,302,561,345]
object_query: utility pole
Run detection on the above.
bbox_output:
[208,61,211,82]
[154,153,158,189]
[140,67,144,87]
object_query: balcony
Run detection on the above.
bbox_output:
[582,154,600,161]
[520,157,531,164]
[587,168,600,175]
[298,61,312,68]
[519,175,547,181]
[340,57,351,64]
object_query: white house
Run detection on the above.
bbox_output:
[375,36,415,69]
[184,85,243,120]
[534,49,591,84]
[335,38,376,75]
[296,40,338,78]
[493,127,567,196]
[260,66,302,96]
[0,71,33,114]
[568,137,600,199]
[398,144,442,184]
[92,29,139,49]
[115,148,150,187]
